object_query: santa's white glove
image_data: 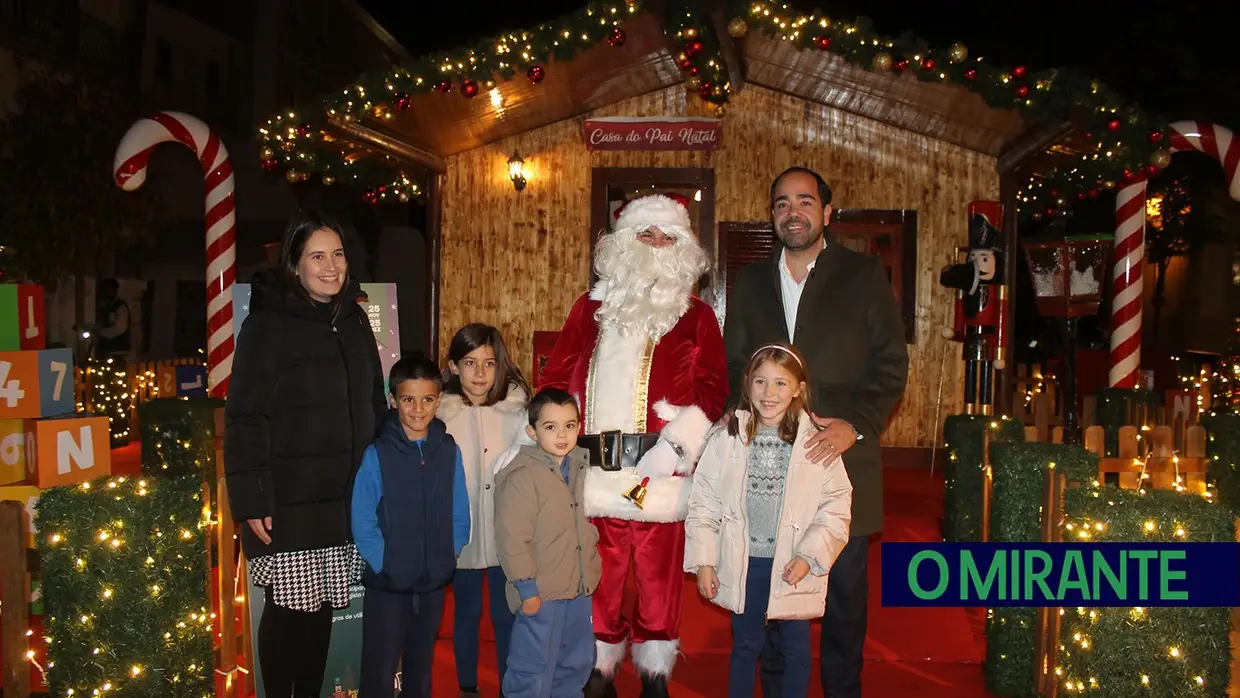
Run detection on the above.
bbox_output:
[636,439,679,479]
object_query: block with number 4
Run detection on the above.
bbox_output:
[0,418,25,485]
[0,348,74,419]
[24,415,111,488]
[0,284,46,351]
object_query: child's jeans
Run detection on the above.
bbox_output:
[502,594,595,698]
[729,556,812,698]
[453,566,516,690]
[358,586,446,698]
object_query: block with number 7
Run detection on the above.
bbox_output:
[0,348,75,419]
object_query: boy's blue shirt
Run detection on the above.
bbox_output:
[350,434,471,574]
[510,454,572,601]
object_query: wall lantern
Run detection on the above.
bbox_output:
[508,150,527,192]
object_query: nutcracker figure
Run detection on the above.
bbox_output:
[939,201,1008,415]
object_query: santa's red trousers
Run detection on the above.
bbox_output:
[590,517,685,644]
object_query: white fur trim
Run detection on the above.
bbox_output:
[655,399,713,474]
[437,383,527,423]
[596,639,627,677]
[585,468,692,522]
[631,639,680,678]
[589,280,607,301]
[589,328,646,432]
[615,195,694,239]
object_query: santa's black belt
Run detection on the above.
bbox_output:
[579,431,659,471]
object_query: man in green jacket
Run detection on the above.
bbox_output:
[722,166,909,698]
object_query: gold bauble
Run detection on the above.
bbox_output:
[711,85,724,98]
[714,104,727,118]
[398,191,411,203]
[322,175,335,186]
[727,17,748,38]
[685,75,702,92]
[259,147,274,160]
[683,27,699,39]
[1102,179,1116,190]
[1150,149,1172,169]
[872,51,893,72]
[286,170,300,183]
[948,42,968,64]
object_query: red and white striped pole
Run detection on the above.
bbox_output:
[113,112,237,398]
[1108,120,1240,388]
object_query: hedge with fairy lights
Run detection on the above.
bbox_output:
[139,397,224,479]
[36,475,214,697]
[941,415,1025,542]
[984,442,1096,697]
[86,357,133,447]
[1201,413,1240,518]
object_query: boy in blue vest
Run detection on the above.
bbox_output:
[494,388,602,698]
[352,357,471,698]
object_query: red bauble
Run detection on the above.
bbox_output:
[394,92,412,111]
[527,65,545,84]
[1088,188,1100,198]
[698,81,713,98]
[814,36,831,50]
[1049,188,1060,198]
[688,66,700,76]
[608,27,626,47]
[1083,132,1093,140]
[435,80,452,93]
[460,80,479,98]
[677,57,694,71]
[1122,168,1136,182]
[1076,192,1087,201]
[1146,164,1161,177]
[920,57,935,71]
[1015,84,1029,98]
[1106,119,1122,132]
[297,124,312,137]
[363,190,378,204]
[261,159,278,171]
[964,67,977,80]
[893,58,909,73]
[1011,65,1027,78]
[1148,128,1164,143]
[685,39,705,57]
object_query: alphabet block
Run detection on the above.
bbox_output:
[0,284,46,351]
[0,418,25,485]
[24,415,111,488]
[0,348,74,418]
[0,483,40,547]
[157,365,177,398]
[175,364,207,396]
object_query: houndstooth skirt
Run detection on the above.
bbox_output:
[249,543,365,612]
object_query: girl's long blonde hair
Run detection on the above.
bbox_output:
[726,342,817,445]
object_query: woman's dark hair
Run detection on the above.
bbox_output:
[727,342,818,445]
[527,387,578,427]
[443,323,532,406]
[770,166,834,208]
[389,356,443,395]
[278,212,350,308]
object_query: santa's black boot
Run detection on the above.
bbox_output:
[639,673,671,698]
[584,669,617,698]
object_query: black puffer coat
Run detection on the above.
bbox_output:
[224,269,388,558]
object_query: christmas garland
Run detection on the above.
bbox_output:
[258,0,1169,219]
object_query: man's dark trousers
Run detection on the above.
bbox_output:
[759,535,869,698]
[358,586,446,698]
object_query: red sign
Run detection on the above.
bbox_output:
[583,117,723,151]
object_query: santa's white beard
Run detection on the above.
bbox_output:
[593,233,708,340]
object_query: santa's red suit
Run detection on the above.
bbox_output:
[538,194,728,694]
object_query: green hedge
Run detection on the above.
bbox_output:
[985,443,1097,698]
[1056,486,1232,697]
[36,474,213,697]
[139,397,224,479]
[941,415,1025,542]
[1201,413,1240,518]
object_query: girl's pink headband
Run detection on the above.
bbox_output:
[753,344,803,369]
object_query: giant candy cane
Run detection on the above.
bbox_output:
[1108,121,1240,388]
[113,112,236,397]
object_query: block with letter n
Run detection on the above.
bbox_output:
[24,414,111,488]
[0,283,46,351]
[0,348,74,419]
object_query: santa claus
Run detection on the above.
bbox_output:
[538,193,728,697]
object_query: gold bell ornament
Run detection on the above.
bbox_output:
[623,477,650,509]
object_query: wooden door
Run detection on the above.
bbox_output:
[717,209,918,344]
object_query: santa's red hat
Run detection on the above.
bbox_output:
[612,193,694,238]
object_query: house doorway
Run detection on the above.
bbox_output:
[589,167,718,309]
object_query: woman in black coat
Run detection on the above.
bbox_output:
[224,213,387,697]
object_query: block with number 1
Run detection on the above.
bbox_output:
[0,348,75,419]
[0,284,46,351]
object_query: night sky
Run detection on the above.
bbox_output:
[359,0,1240,125]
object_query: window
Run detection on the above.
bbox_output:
[206,59,221,96]
[154,38,173,82]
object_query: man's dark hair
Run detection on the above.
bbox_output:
[527,387,578,426]
[388,356,442,395]
[770,166,834,208]
[100,278,120,294]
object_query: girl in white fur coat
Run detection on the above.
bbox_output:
[440,324,531,697]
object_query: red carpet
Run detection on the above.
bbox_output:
[426,468,994,697]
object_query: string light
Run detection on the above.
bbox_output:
[85,358,131,446]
